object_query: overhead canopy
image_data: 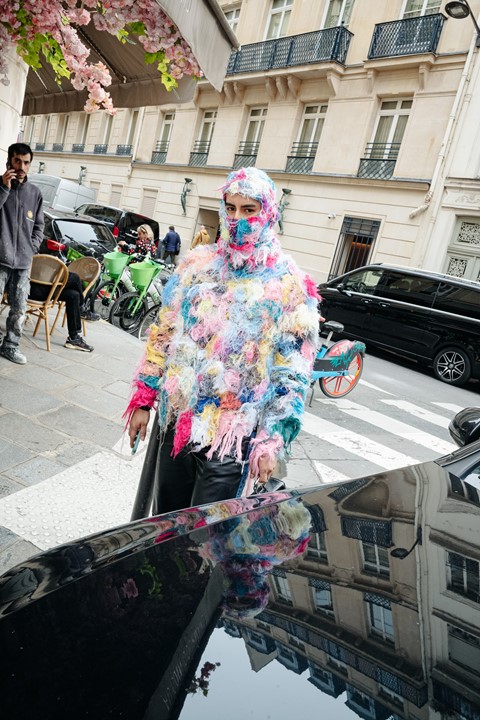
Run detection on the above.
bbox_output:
[22,0,238,116]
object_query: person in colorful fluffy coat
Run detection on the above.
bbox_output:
[125,167,319,514]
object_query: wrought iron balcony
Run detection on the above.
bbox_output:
[116,144,132,155]
[189,140,211,167]
[227,26,353,75]
[368,13,445,60]
[52,143,64,152]
[35,143,45,151]
[233,140,260,170]
[94,144,108,154]
[286,141,319,174]
[72,143,85,153]
[151,140,169,165]
[357,142,401,180]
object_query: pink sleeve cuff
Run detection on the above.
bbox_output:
[122,383,157,425]
[248,432,284,479]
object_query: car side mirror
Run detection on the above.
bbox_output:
[336,283,352,296]
[448,407,480,447]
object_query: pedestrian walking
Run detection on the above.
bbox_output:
[0,143,44,365]
[125,167,319,516]
[157,225,181,265]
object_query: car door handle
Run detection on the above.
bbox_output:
[361,299,373,304]
[378,302,390,308]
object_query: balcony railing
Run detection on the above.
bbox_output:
[116,144,132,155]
[151,140,169,165]
[52,143,64,152]
[368,13,445,60]
[35,143,45,151]
[286,141,319,174]
[357,142,401,180]
[227,26,353,75]
[94,144,108,154]
[189,140,211,167]
[233,140,260,170]
[72,143,85,153]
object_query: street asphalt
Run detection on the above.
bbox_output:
[0,312,320,576]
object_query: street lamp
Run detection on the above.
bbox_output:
[78,166,87,185]
[181,177,192,215]
[38,161,45,174]
[278,188,292,235]
[390,527,422,559]
[445,0,480,47]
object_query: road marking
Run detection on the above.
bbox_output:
[320,399,456,455]
[302,412,417,470]
[313,462,349,484]
[358,379,395,395]
[380,399,451,428]
[432,402,465,414]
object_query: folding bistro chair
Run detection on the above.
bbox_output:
[26,255,69,351]
[50,256,101,337]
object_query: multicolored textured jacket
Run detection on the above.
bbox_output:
[126,168,319,477]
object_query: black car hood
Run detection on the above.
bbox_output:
[1,457,479,719]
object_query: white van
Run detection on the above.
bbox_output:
[29,174,96,213]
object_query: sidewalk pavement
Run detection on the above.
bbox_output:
[0,315,321,577]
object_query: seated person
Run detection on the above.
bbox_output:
[117,224,156,257]
[29,270,98,353]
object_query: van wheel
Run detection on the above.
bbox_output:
[433,347,471,386]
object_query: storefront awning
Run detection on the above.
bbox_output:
[22,0,238,116]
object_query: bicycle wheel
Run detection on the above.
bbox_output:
[319,351,363,398]
[137,303,162,342]
[93,280,128,321]
[109,291,149,334]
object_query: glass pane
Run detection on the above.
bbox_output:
[391,114,408,145]
[325,0,342,27]
[279,9,291,36]
[313,118,324,143]
[343,0,355,25]
[373,116,393,148]
[266,12,282,38]
[299,118,316,144]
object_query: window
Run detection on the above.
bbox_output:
[287,105,326,173]
[141,189,158,218]
[365,593,394,643]
[448,624,480,673]
[329,218,381,279]
[190,110,217,166]
[380,271,438,308]
[346,685,376,719]
[379,683,404,707]
[76,113,91,145]
[323,0,354,28]
[339,268,383,294]
[158,112,175,151]
[265,0,292,39]
[56,114,69,145]
[41,116,50,144]
[126,109,139,147]
[234,107,267,168]
[273,573,292,603]
[224,5,241,32]
[433,281,480,321]
[359,99,412,180]
[23,116,36,144]
[103,113,113,146]
[307,532,328,562]
[110,183,123,207]
[447,552,480,603]
[402,0,441,19]
[361,542,390,577]
[311,581,334,615]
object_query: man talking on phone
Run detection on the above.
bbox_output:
[0,143,44,364]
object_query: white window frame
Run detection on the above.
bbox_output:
[41,116,51,145]
[307,532,328,562]
[447,552,480,602]
[126,109,139,147]
[273,574,292,603]
[369,99,412,160]
[401,0,441,19]
[198,109,217,145]
[322,0,355,29]
[264,0,293,40]
[158,111,175,149]
[296,104,327,152]
[243,106,267,147]
[312,584,334,616]
[361,541,390,577]
[224,5,241,32]
[56,114,69,145]
[367,600,394,642]
[102,113,113,146]
[77,113,91,145]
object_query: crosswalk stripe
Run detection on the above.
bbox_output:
[318,398,456,455]
[358,379,394,395]
[432,402,465,414]
[380,399,451,428]
[302,411,418,470]
[313,462,349,484]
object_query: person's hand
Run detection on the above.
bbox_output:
[252,453,277,485]
[118,240,126,247]
[128,408,150,448]
[2,168,17,189]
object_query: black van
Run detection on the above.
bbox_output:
[75,203,160,246]
[318,264,480,386]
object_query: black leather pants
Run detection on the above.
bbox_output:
[150,426,249,516]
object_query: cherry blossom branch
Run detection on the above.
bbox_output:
[0,1,203,114]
